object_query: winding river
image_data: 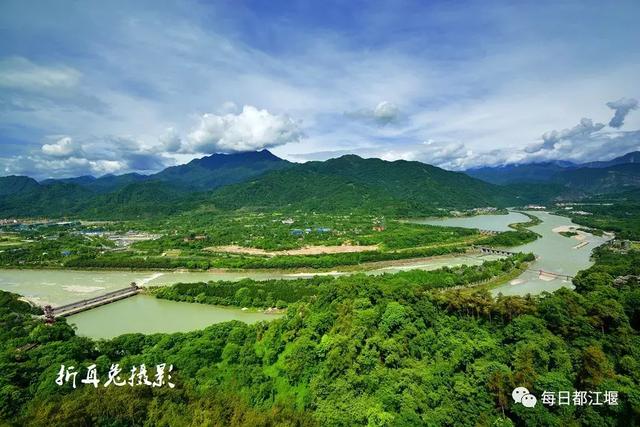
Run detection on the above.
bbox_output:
[0,210,610,338]
[418,211,611,295]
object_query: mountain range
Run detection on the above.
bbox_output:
[0,150,516,218]
[1,149,639,219]
[40,149,289,193]
[465,151,640,201]
[466,151,640,185]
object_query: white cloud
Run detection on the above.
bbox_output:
[418,140,472,169]
[41,136,77,157]
[345,101,401,126]
[8,135,172,178]
[525,118,605,153]
[183,105,303,153]
[0,57,81,91]
[606,97,638,128]
[1,2,639,177]
[158,127,182,152]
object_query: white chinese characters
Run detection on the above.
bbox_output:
[513,387,619,408]
[56,364,175,389]
[539,390,618,406]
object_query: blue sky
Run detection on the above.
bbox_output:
[1,0,639,179]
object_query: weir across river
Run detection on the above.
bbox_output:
[43,282,140,321]
[473,246,518,256]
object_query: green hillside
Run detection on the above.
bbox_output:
[557,163,640,195]
[210,155,520,214]
[0,176,40,197]
[0,180,92,217]
[0,153,522,219]
[151,149,290,190]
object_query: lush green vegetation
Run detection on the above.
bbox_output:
[559,231,579,238]
[0,209,542,271]
[476,211,541,247]
[0,154,522,220]
[152,254,534,308]
[470,155,640,201]
[577,227,605,237]
[0,248,638,425]
[563,203,640,240]
[0,213,494,270]
[0,227,114,268]
[64,244,469,270]
[478,230,537,247]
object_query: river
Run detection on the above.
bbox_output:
[0,252,501,307]
[416,211,611,295]
[0,210,609,338]
[410,211,529,231]
[67,295,277,339]
[0,253,500,338]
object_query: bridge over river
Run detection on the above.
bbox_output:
[473,246,573,281]
[43,282,140,321]
[526,269,573,281]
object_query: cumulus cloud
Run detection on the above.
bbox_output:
[183,105,303,153]
[345,101,401,126]
[526,118,605,153]
[606,97,638,128]
[26,135,168,177]
[415,140,473,169]
[513,113,640,167]
[41,136,77,157]
[158,128,182,152]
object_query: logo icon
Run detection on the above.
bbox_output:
[512,387,537,408]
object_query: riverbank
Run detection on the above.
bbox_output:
[0,250,491,276]
[150,254,534,311]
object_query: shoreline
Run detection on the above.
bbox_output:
[0,250,498,276]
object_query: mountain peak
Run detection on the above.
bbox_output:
[190,149,284,170]
[581,151,640,168]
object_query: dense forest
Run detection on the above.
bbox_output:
[1,248,638,425]
[152,254,533,308]
[562,202,640,241]
[0,154,520,219]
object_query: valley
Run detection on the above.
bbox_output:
[2,3,639,424]
[1,150,639,425]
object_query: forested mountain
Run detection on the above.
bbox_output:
[465,151,639,185]
[208,168,404,213]
[151,149,289,190]
[41,175,97,187]
[4,150,639,219]
[318,155,518,207]
[209,155,520,214]
[466,151,640,201]
[82,173,149,193]
[35,150,289,193]
[0,180,93,217]
[557,163,640,194]
[465,162,574,185]
[0,176,40,197]
[0,153,519,218]
[581,151,640,168]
